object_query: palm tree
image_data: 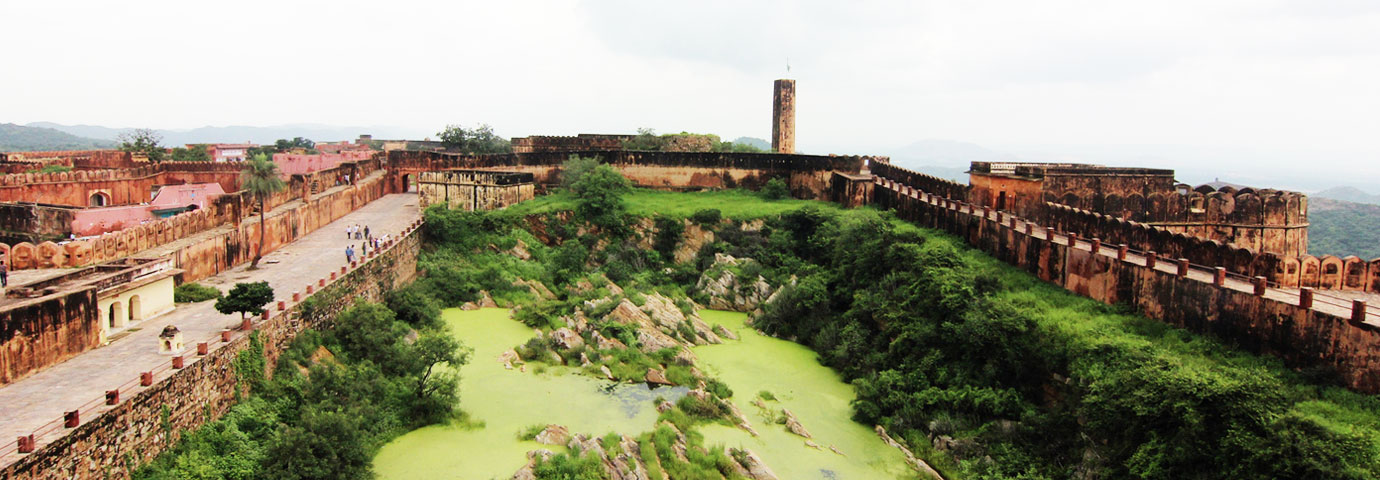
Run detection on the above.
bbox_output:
[241,154,287,270]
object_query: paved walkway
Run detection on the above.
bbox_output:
[0,193,420,462]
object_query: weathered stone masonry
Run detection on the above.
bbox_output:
[0,224,420,480]
[871,164,1380,393]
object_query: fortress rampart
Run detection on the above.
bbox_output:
[510,134,630,153]
[387,150,876,201]
[871,164,1380,393]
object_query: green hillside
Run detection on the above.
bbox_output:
[0,123,114,151]
[1308,197,1380,259]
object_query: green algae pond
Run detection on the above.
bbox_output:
[372,308,914,479]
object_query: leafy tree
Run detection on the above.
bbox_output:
[760,177,790,200]
[117,128,166,162]
[384,285,443,329]
[436,124,511,154]
[406,330,469,422]
[261,406,373,480]
[570,163,631,234]
[621,127,663,151]
[273,137,315,152]
[215,281,274,320]
[170,145,211,162]
[560,155,601,189]
[241,154,287,269]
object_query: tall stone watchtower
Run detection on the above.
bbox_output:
[772,79,796,154]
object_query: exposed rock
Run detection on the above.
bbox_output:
[514,278,556,300]
[694,254,775,312]
[547,351,564,365]
[478,290,499,308]
[725,399,759,437]
[612,435,652,480]
[876,424,946,480]
[829,445,846,457]
[782,409,812,439]
[656,400,675,413]
[600,365,615,380]
[712,324,738,340]
[593,331,628,351]
[511,449,555,480]
[499,349,520,369]
[460,302,478,311]
[605,299,680,353]
[804,440,822,450]
[534,424,570,445]
[551,327,585,350]
[580,352,591,367]
[740,219,765,232]
[645,368,674,386]
[672,347,697,366]
[734,448,779,480]
[674,221,714,264]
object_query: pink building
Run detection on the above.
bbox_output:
[273,150,374,176]
[69,183,225,236]
[207,143,257,162]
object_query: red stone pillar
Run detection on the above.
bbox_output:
[1299,287,1314,309]
[1090,238,1101,254]
[1145,252,1157,269]
[141,371,153,386]
[16,434,34,453]
[1067,232,1079,248]
[278,300,286,311]
[240,317,253,331]
[197,342,208,355]
[306,285,314,294]
[1252,276,1267,296]
[63,411,79,428]
[292,291,301,302]
[105,390,119,405]
[1214,267,1226,286]
[1353,300,1368,325]
[1117,245,1128,261]
[221,330,232,342]
[1176,258,1190,277]
[172,355,184,369]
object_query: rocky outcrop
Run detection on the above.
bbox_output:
[478,290,499,308]
[876,424,946,480]
[782,409,812,439]
[534,424,570,445]
[551,327,585,350]
[712,324,738,340]
[605,299,681,353]
[695,254,775,312]
[674,222,714,264]
[645,368,674,386]
[511,425,774,480]
[640,293,721,345]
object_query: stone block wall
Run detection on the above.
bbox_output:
[0,289,101,385]
[0,224,421,480]
[870,177,1380,393]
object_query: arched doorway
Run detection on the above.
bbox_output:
[403,174,417,193]
[89,192,109,207]
[129,295,142,323]
[109,301,124,328]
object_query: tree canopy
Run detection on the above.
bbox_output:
[117,128,166,162]
[215,281,275,320]
[436,124,511,154]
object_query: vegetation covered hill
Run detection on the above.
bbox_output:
[1308,197,1380,259]
[1314,186,1380,206]
[0,123,113,151]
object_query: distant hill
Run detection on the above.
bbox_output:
[1308,197,1380,259]
[27,122,430,147]
[908,165,969,184]
[1313,186,1380,206]
[0,123,114,151]
[731,137,770,150]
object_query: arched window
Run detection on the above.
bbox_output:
[90,192,109,207]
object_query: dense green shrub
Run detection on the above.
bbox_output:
[173,282,222,303]
[689,208,721,225]
[759,177,789,200]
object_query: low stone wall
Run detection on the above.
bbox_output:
[387,150,879,201]
[0,222,422,480]
[872,179,1380,393]
[0,289,101,385]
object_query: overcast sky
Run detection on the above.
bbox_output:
[3,1,1379,190]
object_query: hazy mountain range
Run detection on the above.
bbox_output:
[0,123,115,151]
[1312,186,1380,206]
[25,122,431,147]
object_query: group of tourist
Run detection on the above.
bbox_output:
[343,223,391,264]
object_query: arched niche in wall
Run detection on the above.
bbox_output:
[1299,255,1321,288]
[1342,256,1366,290]
[1319,255,1344,290]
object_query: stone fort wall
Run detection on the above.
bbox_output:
[0,223,421,480]
[871,164,1380,393]
[387,150,877,201]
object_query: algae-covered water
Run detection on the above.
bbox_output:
[373,308,914,479]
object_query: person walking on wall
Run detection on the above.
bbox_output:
[0,260,8,288]
[363,225,370,240]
